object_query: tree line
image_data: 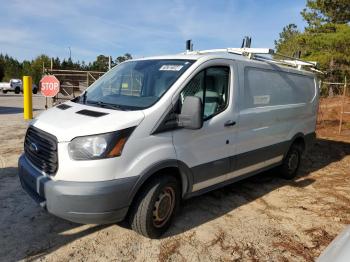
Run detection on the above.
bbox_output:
[274,0,350,82]
[0,53,132,85]
[2,1,349,85]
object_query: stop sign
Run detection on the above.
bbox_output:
[40,75,60,97]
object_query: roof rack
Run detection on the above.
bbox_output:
[183,39,321,73]
[185,47,274,58]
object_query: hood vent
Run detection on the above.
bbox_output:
[56,104,72,110]
[76,109,109,117]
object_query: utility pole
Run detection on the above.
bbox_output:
[68,47,71,60]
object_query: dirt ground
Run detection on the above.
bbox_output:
[317,96,350,136]
[0,94,349,262]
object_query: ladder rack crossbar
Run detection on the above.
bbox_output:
[186,48,274,56]
[184,47,320,72]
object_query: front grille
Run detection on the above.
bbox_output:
[24,126,58,175]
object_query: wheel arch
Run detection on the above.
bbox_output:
[289,133,306,151]
[128,159,193,206]
[283,133,306,162]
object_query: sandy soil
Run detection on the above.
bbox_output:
[317,96,350,136]
[0,94,349,262]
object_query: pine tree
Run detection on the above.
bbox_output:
[275,1,350,81]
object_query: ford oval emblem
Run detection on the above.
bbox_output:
[29,142,39,153]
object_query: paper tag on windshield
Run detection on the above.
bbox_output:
[159,65,183,71]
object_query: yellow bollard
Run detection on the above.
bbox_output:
[23,76,33,120]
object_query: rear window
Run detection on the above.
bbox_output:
[244,67,315,108]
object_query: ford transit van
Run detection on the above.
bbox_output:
[18,48,318,238]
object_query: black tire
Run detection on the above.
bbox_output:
[33,88,38,94]
[15,86,20,94]
[129,175,180,238]
[2,90,7,94]
[279,144,303,179]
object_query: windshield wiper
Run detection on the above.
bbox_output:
[82,91,87,104]
[86,100,126,111]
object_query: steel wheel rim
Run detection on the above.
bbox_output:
[152,186,175,228]
[288,152,299,173]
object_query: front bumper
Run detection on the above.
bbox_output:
[18,154,138,224]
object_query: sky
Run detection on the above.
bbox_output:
[0,0,307,63]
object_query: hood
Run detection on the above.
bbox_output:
[31,101,145,142]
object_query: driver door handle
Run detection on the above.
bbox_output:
[224,120,236,127]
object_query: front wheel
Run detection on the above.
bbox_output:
[279,144,303,179]
[32,88,38,94]
[15,86,20,94]
[129,175,180,238]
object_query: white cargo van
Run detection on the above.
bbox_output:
[18,47,319,238]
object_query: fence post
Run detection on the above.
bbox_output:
[339,76,347,134]
[23,76,33,120]
[86,73,89,89]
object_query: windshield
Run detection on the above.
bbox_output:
[80,59,194,110]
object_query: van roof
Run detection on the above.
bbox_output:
[133,52,316,77]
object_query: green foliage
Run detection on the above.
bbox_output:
[301,0,350,30]
[0,58,4,81]
[0,54,22,81]
[0,53,132,84]
[88,53,133,71]
[275,1,350,82]
[30,55,51,84]
[90,55,110,71]
[274,24,301,56]
[300,24,350,81]
[115,53,132,64]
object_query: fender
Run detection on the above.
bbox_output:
[284,132,304,157]
[289,132,305,148]
[127,159,194,205]
[286,132,316,157]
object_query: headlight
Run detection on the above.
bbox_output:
[68,127,135,160]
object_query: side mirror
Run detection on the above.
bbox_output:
[178,96,203,129]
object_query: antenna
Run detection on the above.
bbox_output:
[241,36,252,48]
[186,40,193,52]
[245,36,251,48]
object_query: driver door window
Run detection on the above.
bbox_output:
[180,66,229,120]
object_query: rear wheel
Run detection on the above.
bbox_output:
[279,144,303,179]
[33,88,38,94]
[2,90,7,94]
[129,175,180,238]
[15,86,20,94]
